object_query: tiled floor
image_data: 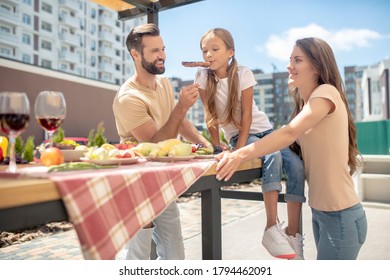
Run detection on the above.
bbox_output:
[0,185,264,260]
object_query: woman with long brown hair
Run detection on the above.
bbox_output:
[215,37,367,259]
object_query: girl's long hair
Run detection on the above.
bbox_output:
[200,28,241,129]
[289,37,360,175]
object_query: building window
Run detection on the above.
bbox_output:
[90,56,96,66]
[0,47,11,56]
[22,54,31,63]
[91,8,96,19]
[22,14,31,25]
[41,59,52,68]
[22,33,31,44]
[41,2,52,13]
[60,63,68,71]
[91,40,96,51]
[41,21,52,32]
[41,40,52,50]
[0,4,11,13]
[0,25,11,34]
[22,0,32,5]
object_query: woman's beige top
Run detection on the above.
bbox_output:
[112,75,175,142]
[298,84,360,211]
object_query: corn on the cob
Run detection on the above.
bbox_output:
[149,138,182,157]
[168,143,192,157]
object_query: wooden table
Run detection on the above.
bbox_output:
[0,159,271,260]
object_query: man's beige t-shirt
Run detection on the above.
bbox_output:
[112,75,175,142]
[298,84,359,211]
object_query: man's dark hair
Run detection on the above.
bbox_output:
[126,23,160,58]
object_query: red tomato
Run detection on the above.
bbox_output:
[40,147,64,166]
[122,152,131,158]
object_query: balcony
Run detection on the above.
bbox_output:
[0,9,19,25]
[59,0,80,11]
[98,47,115,58]
[59,50,80,64]
[0,31,19,46]
[59,14,81,29]
[98,31,115,42]
[59,33,81,47]
[98,62,116,73]
[98,15,114,27]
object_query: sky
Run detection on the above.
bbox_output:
[157,0,390,80]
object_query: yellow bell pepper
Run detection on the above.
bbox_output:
[0,136,8,157]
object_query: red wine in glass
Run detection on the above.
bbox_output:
[34,91,66,147]
[0,92,30,173]
[0,113,30,135]
[37,117,64,132]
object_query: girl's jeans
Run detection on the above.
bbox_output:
[230,129,306,203]
[312,203,367,259]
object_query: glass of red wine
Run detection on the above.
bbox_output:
[0,92,30,173]
[34,91,66,147]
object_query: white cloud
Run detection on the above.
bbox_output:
[261,23,382,61]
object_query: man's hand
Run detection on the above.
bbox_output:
[178,83,200,110]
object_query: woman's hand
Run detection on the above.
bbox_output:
[215,151,242,181]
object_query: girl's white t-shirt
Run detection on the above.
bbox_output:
[197,66,273,142]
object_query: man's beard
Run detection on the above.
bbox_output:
[141,56,165,75]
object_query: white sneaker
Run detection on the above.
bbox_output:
[262,222,296,259]
[285,230,305,260]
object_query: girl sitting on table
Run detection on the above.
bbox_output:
[195,28,306,260]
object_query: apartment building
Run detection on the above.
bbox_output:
[361,59,390,121]
[253,71,275,124]
[345,65,365,121]
[0,0,145,85]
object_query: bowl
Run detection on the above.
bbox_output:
[61,149,86,162]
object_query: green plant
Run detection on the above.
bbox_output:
[87,122,107,147]
[15,136,24,157]
[23,136,35,162]
[94,122,107,147]
[53,128,65,143]
[201,129,229,146]
[87,129,95,147]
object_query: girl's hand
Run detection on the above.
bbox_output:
[220,142,230,151]
[215,151,242,181]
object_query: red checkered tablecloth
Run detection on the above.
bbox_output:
[1,159,214,260]
[52,159,214,259]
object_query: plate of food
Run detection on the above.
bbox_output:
[61,149,86,162]
[147,155,195,162]
[80,157,140,165]
[193,154,216,159]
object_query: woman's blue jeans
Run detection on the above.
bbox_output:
[230,129,306,203]
[312,203,367,259]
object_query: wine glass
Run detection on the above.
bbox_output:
[34,91,66,147]
[0,92,30,173]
